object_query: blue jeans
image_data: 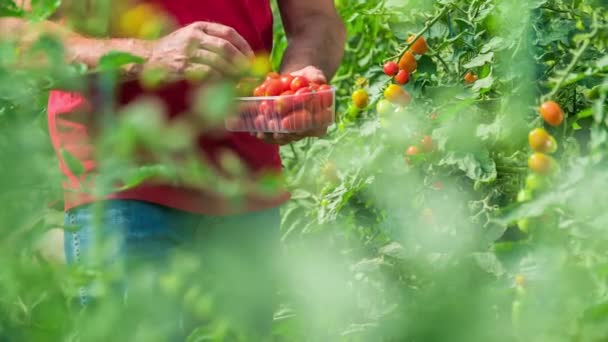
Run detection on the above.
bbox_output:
[64,200,280,340]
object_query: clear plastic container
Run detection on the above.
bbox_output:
[226,87,336,133]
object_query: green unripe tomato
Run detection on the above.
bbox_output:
[525,174,549,192]
[376,99,394,116]
[517,219,530,234]
[517,189,533,203]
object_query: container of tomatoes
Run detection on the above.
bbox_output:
[226,73,336,133]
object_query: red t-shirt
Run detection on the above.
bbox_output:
[47,0,289,215]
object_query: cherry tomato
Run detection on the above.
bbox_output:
[265,72,280,80]
[253,84,266,97]
[539,100,564,127]
[309,82,321,92]
[394,70,410,85]
[318,84,334,108]
[254,114,267,131]
[294,87,313,108]
[264,79,283,96]
[528,153,556,175]
[384,84,411,106]
[525,173,549,192]
[406,146,420,156]
[376,99,394,116]
[464,72,478,84]
[383,61,399,76]
[291,76,310,91]
[434,181,443,190]
[352,89,369,109]
[279,74,294,92]
[528,128,557,153]
[398,51,417,73]
[515,275,525,287]
[258,100,274,118]
[407,35,428,55]
[275,91,294,116]
[281,109,311,131]
[517,189,533,203]
[421,135,435,152]
[322,161,339,182]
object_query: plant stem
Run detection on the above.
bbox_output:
[289,143,299,162]
[384,5,452,63]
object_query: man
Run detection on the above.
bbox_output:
[0,0,345,339]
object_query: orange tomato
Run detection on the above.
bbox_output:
[539,101,564,127]
[407,35,428,55]
[464,72,478,84]
[528,153,556,175]
[384,84,411,106]
[352,89,369,109]
[398,51,417,73]
[528,128,557,153]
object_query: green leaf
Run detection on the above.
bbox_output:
[480,37,507,53]
[438,150,497,182]
[98,51,145,71]
[0,0,24,17]
[30,0,61,20]
[472,252,505,278]
[61,149,85,177]
[472,75,495,92]
[463,52,494,69]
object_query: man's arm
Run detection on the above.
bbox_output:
[277,0,346,80]
[0,1,254,80]
[0,17,152,78]
[256,0,345,145]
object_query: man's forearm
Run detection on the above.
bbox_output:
[0,18,151,78]
[280,15,346,79]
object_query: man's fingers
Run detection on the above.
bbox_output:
[183,64,221,82]
[193,22,255,59]
[190,49,234,75]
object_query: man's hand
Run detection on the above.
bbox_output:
[146,22,254,81]
[255,65,330,145]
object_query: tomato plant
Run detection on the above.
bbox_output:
[0,0,607,341]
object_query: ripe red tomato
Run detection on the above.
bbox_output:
[421,135,435,152]
[279,75,294,92]
[309,82,321,92]
[281,109,311,131]
[464,72,478,84]
[394,70,410,85]
[316,109,334,125]
[407,35,428,55]
[258,100,274,118]
[275,91,294,116]
[539,101,564,127]
[383,61,399,76]
[265,72,280,80]
[293,87,312,108]
[291,76,310,91]
[254,114,267,131]
[398,51,417,73]
[264,79,283,96]
[253,84,266,97]
[352,89,369,109]
[318,84,333,108]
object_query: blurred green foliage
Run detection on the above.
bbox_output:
[0,0,607,341]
